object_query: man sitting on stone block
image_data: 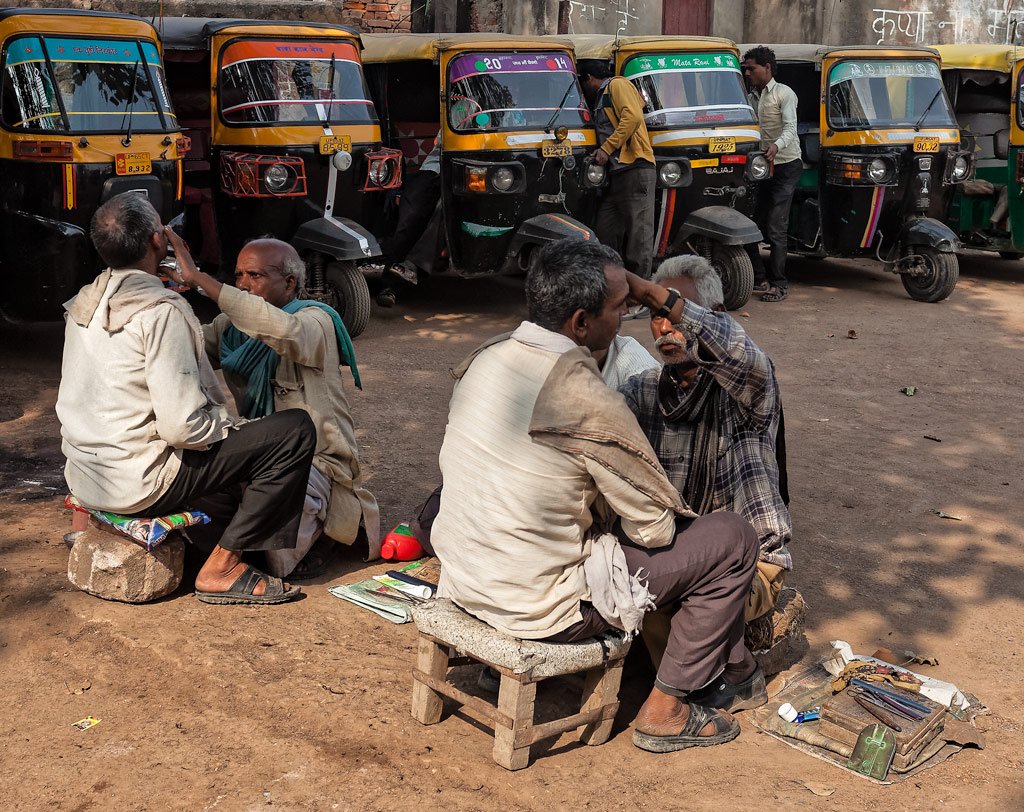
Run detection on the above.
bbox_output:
[429,238,764,754]
[167,235,380,577]
[56,193,314,605]
[618,255,792,684]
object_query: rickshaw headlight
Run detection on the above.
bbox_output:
[867,158,890,184]
[659,161,683,187]
[586,162,607,185]
[369,159,394,187]
[491,167,516,192]
[952,154,970,181]
[749,154,770,181]
[264,163,291,192]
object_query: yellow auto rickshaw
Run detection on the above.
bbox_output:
[361,34,602,279]
[569,34,767,309]
[163,18,403,336]
[760,44,972,302]
[0,8,185,320]
[934,45,1024,259]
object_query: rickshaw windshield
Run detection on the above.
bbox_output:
[218,38,375,126]
[623,51,755,128]
[827,59,956,130]
[1,36,171,133]
[447,51,588,132]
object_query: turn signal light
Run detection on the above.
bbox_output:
[841,161,862,179]
[466,168,487,192]
[175,136,192,157]
[13,139,73,160]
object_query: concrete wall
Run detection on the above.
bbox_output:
[560,0,661,35]
[712,0,745,43]
[743,0,1024,47]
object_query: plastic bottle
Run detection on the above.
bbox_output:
[380,522,425,561]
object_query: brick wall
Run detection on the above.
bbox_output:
[346,0,413,32]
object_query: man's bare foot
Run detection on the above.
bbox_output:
[194,546,291,597]
[634,685,735,737]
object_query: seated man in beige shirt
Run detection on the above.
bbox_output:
[57,193,315,605]
[168,236,380,577]
[430,238,765,754]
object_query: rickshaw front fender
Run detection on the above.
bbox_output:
[291,217,381,262]
[897,218,960,253]
[507,213,596,263]
[671,206,763,250]
[0,210,91,321]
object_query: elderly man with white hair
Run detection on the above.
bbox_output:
[168,234,381,578]
[619,254,791,712]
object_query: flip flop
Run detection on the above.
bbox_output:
[761,286,788,302]
[632,703,740,753]
[196,564,302,605]
[685,665,768,713]
[290,536,336,581]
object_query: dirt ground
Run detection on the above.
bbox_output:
[1,252,1022,811]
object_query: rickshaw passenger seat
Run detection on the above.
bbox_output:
[801,131,820,164]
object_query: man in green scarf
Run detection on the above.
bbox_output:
[168,233,381,578]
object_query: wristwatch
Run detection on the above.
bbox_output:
[652,287,681,319]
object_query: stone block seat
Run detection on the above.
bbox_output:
[64,498,193,604]
[410,598,631,770]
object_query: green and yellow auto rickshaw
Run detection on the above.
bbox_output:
[761,44,972,302]
[361,34,602,279]
[163,18,403,336]
[569,34,768,309]
[935,45,1024,259]
[0,8,185,320]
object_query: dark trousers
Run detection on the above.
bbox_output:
[137,410,316,553]
[384,169,442,271]
[595,162,656,279]
[544,512,758,695]
[746,158,803,289]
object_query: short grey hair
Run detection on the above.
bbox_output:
[526,238,623,331]
[249,235,306,294]
[90,192,161,269]
[652,254,724,309]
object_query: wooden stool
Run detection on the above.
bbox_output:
[410,598,631,770]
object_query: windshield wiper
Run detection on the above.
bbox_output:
[323,55,337,126]
[121,60,140,147]
[545,78,577,132]
[914,87,943,131]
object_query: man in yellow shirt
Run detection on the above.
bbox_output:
[578,59,657,280]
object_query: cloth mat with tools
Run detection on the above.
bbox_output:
[752,663,985,784]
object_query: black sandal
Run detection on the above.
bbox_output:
[752,281,770,294]
[196,565,302,605]
[290,536,336,581]
[632,703,740,753]
[761,286,788,302]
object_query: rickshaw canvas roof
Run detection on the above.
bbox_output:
[568,34,738,60]
[361,32,575,64]
[160,17,361,52]
[741,44,939,65]
[933,44,1017,72]
[0,7,159,36]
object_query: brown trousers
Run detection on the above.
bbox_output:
[545,512,758,695]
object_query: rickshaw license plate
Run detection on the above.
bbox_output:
[914,136,940,153]
[114,152,152,176]
[708,136,736,154]
[319,135,352,155]
[542,142,572,158]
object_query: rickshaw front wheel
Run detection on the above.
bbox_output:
[711,244,755,311]
[325,261,371,337]
[900,247,959,303]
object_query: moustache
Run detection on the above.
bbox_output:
[655,335,688,352]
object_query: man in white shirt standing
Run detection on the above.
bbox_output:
[429,238,764,754]
[742,46,801,303]
[56,193,315,605]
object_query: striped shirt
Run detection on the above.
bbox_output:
[618,300,792,569]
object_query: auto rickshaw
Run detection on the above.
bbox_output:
[569,34,768,309]
[935,45,1024,260]
[360,34,602,280]
[756,44,972,302]
[0,8,185,321]
[162,19,403,336]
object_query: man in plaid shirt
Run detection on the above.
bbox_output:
[619,255,792,633]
